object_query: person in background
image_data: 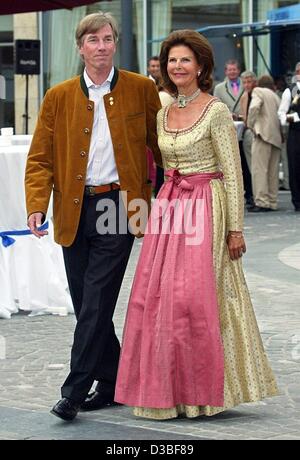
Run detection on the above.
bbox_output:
[247,75,282,212]
[274,76,289,191]
[154,80,175,197]
[147,56,161,83]
[214,61,253,208]
[240,70,257,174]
[213,59,244,119]
[147,56,163,191]
[278,62,300,212]
[25,11,162,422]
[115,30,278,420]
[157,79,174,107]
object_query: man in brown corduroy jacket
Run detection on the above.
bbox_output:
[25,11,162,422]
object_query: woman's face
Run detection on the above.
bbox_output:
[167,45,201,90]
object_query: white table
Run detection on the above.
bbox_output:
[0,138,72,319]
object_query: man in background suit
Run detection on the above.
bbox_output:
[240,70,257,173]
[278,62,300,211]
[214,60,253,207]
[247,75,282,212]
[213,59,244,118]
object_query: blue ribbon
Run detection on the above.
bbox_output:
[0,222,49,247]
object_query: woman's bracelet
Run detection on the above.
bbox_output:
[228,231,244,239]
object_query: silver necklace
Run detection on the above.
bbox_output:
[176,88,201,108]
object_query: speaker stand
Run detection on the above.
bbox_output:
[22,74,30,134]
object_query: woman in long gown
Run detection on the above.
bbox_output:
[115,30,278,419]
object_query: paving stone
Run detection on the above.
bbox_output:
[0,192,299,440]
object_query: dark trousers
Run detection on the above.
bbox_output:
[239,140,253,203]
[287,128,300,210]
[61,190,134,403]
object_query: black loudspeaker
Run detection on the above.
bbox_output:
[15,39,40,75]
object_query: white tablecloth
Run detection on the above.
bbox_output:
[0,139,72,319]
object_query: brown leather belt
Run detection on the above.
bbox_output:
[84,183,120,196]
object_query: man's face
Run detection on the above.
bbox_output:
[295,67,300,81]
[79,24,116,72]
[148,59,161,79]
[225,64,240,81]
[242,77,256,93]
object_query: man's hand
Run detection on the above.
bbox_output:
[27,212,48,238]
[232,113,243,122]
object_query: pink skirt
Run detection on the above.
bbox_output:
[115,169,225,408]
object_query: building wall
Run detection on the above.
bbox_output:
[0,14,14,129]
[13,13,39,134]
[7,0,300,134]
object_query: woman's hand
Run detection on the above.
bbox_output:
[227,231,246,261]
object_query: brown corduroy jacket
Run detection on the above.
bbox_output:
[25,68,162,246]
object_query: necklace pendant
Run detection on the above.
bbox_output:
[177,95,186,108]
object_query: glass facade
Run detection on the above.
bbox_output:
[38,0,300,95]
[1,1,300,131]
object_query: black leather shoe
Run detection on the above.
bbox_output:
[248,205,271,213]
[245,198,255,209]
[80,391,120,411]
[50,398,80,421]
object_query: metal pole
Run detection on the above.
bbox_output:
[121,0,133,70]
[38,12,44,103]
[146,0,152,63]
[249,0,254,71]
[25,74,29,134]
[0,75,5,100]
[142,0,148,75]
[253,36,273,76]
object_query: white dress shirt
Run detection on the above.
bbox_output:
[278,81,300,126]
[84,67,119,186]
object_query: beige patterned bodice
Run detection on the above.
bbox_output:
[157,99,244,231]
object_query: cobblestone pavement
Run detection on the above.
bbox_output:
[0,192,299,440]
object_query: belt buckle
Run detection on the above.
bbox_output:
[87,186,95,196]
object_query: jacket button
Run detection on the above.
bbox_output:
[84,128,90,134]
[87,104,93,111]
[80,151,86,157]
[76,175,83,180]
[73,198,80,205]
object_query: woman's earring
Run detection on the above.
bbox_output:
[197,70,201,77]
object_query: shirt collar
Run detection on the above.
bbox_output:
[84,67,115,89]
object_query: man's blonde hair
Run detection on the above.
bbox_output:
[75,12,119,46]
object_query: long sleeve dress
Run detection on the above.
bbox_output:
[115,98,278,419]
